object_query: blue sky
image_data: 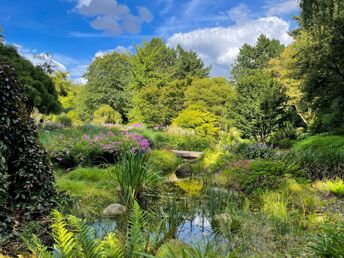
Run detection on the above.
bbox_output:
[0,0,299,82]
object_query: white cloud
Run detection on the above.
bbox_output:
[75,0,153,35]
[167,4,293,77]
[95,45,132,58]
[265,0,299,16]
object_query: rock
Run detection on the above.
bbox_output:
[103,203,127,217]
[214,213,232,226]
[175,162,192,178]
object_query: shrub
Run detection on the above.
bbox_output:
[307,221,344,257]
[222,160,301,194]
[314,178,344,196]
[165,126,211,151]
[93,104,122,125]
[40,126,151,168]
[54,113,73,127]
[232,142,275,160]
[292,136,344,179]
[148,150,179,175]
[172,106,220,138]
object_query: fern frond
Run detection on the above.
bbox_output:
[22,234,54,258]
[125,201,148,257]
[50,210,76,258]
[67,215,101,258]
[99,232,124,258]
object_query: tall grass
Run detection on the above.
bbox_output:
[109,151,161,206]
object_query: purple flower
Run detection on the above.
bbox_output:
[132,123,143,128]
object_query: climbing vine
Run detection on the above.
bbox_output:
[0,64,57,244]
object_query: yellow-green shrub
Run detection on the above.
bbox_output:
[147,150,179,174]
[93,104,122,125]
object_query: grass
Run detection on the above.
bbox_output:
[313,178,344,196]
[55,167,116,217]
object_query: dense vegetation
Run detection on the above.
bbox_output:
[1,1,344,257]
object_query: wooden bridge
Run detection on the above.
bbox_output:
[171,150,203,159]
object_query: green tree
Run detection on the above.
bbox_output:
[0,44,61,114]
[232,34,285,80]
[130,38,177,89]
[184,77,235,128]
[84,52,132,121]
[297,0,344,131]
[130,79,189,126]
[232,70,289,142]
[174,45,211,79]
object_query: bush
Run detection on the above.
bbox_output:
[232,142,275,160]
[93,105,122,125]
[292,136,344,179]
[148,150,179,175]
[172,106,220,138]
[40,126,151,168]
[222,160,301,194]
[54,113,73,127]
[314,178,344,196]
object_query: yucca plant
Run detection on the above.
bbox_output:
[110,151,161,206]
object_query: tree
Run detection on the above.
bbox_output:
[174,45,211,79]
[297,0,344,131]
[0,64,56,241]
[130,79,189,126]
[231,70,289,142]
[232,34,285,80]
[0,44,61,114]
[173,105,220,138]
[130,38,177,89]
[84,52,132,121]
[184,77,235,128]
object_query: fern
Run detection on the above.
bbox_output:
[22,234,54,258]
[125,201,148,258]
[100,232,124,258]
[50,210,76,258]
[67,215,100,258]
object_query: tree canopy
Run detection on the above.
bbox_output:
[0,44,61,114]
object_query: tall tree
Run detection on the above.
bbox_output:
[0,44,61,114]
[174,45,211,79]
[184,77,235,128]
[297,0,344,131]
[231,70,289,142]
[84,52,132,121]
[232,34,284,80]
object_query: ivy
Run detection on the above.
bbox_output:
[0,65,57,245]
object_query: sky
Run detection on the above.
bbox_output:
[0,0,300,83]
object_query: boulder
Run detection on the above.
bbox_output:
[103,203,127,217]
[175,162,192,178]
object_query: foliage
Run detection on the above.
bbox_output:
[40,126,151,168]
[175,178,203,196]
[232,34,284,80]
[292,135,344,179]
[184,77,235,128]
[0,65,57,242]
[131,79,189,126]
[54,113,73,127]
[24,210,124,258]
[222,160,300,194]
[231,142,275,160]
[84,52,132,121]
[231,69,289,142]
[93,105,123,125]
[148,150,179,175]
[109,151,161,206]
[314,178,344,196]
[173,106,220,138]
[0,44,60,113]
[307,221,344,257]
[296,2,344,132]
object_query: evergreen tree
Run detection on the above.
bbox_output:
[0,44,60,114]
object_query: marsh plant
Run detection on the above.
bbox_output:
[110,151,162,207]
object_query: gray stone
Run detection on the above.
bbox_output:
[103,203,127,217]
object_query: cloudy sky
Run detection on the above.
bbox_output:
[0,0,299,82]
